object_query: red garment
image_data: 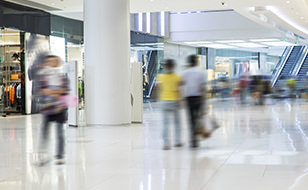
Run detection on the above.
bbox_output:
[239,80,247,89]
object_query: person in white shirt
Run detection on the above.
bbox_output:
[182,55,206,148]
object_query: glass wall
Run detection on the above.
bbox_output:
[50,15,84,110]
[198,48,280,81]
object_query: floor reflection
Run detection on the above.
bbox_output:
[0,100,308,189]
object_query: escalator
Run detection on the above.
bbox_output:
[273,46,305,88]
[294,47,308,90]
[143,50,158,100]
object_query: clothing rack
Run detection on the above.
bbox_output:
[0,48,23,116]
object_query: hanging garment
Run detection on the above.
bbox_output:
[4,86,9,107]
[78,80,83,98]
[0,86,3,100]
[10,85,16,104]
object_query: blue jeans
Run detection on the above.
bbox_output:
[161,100,181,146]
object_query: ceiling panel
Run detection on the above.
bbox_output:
[4,0,308,42]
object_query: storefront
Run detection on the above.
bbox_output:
[0,1,84,115]
[198,48,276,81]
[0,28,25,116]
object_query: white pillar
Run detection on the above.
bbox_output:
[84,0,131,125]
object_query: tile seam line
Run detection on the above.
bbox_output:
[199,148,237,190]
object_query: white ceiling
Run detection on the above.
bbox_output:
[5,0,308,42]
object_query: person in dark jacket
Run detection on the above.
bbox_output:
[38,55,69,165]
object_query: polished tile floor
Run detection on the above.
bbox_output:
[1,100,308,189]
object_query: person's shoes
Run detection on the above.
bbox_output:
[191,145,199,149]
[55,158,65,165]
[37,159,51,167]
[190,142,199,149]
[201,131,211,138]
[163,145,171,150]
[35,153,50,167]
[174,143,183,147]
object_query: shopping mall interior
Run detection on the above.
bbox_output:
[1,0,308,189]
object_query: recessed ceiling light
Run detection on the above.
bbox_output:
[203,44,234,49]
[261,41,294,46]
[233,43,267,48]
[286,1,290,3]
[184,41,212,44]
[249,38,280,42]
[216,40,245,43]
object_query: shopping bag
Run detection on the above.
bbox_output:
[59,95,78,108]
[198,114,220,139]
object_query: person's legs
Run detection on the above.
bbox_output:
[173,101,182,146]
[192,97,202,146]
[162,101,171,149]
[55,122,65,159]
[37,116,51,165]
[40,116,50,152]
[187,97,200,147]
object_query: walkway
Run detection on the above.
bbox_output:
[0,100,308,190]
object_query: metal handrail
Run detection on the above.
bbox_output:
[147,76,156,97]
[272,46,294,87]
[145,50,153,73]
[294,46,308,76]
[147,52,157,97]
[271,47,289,75]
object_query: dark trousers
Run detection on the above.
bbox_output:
[186,96,203,146]
[40,112,66,159]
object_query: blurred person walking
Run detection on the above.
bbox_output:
[38,55,69,165]
[287,77,297,98]
[182,55,206,148]
[157,59,183,150]
[239,75,248,104]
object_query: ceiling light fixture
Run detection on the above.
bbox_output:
[249,38,280,42]
[203,44,234,49]
[261,41,294,46]
[184,41,212,44]
[233,43,267,48]
[216,40,245,43]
